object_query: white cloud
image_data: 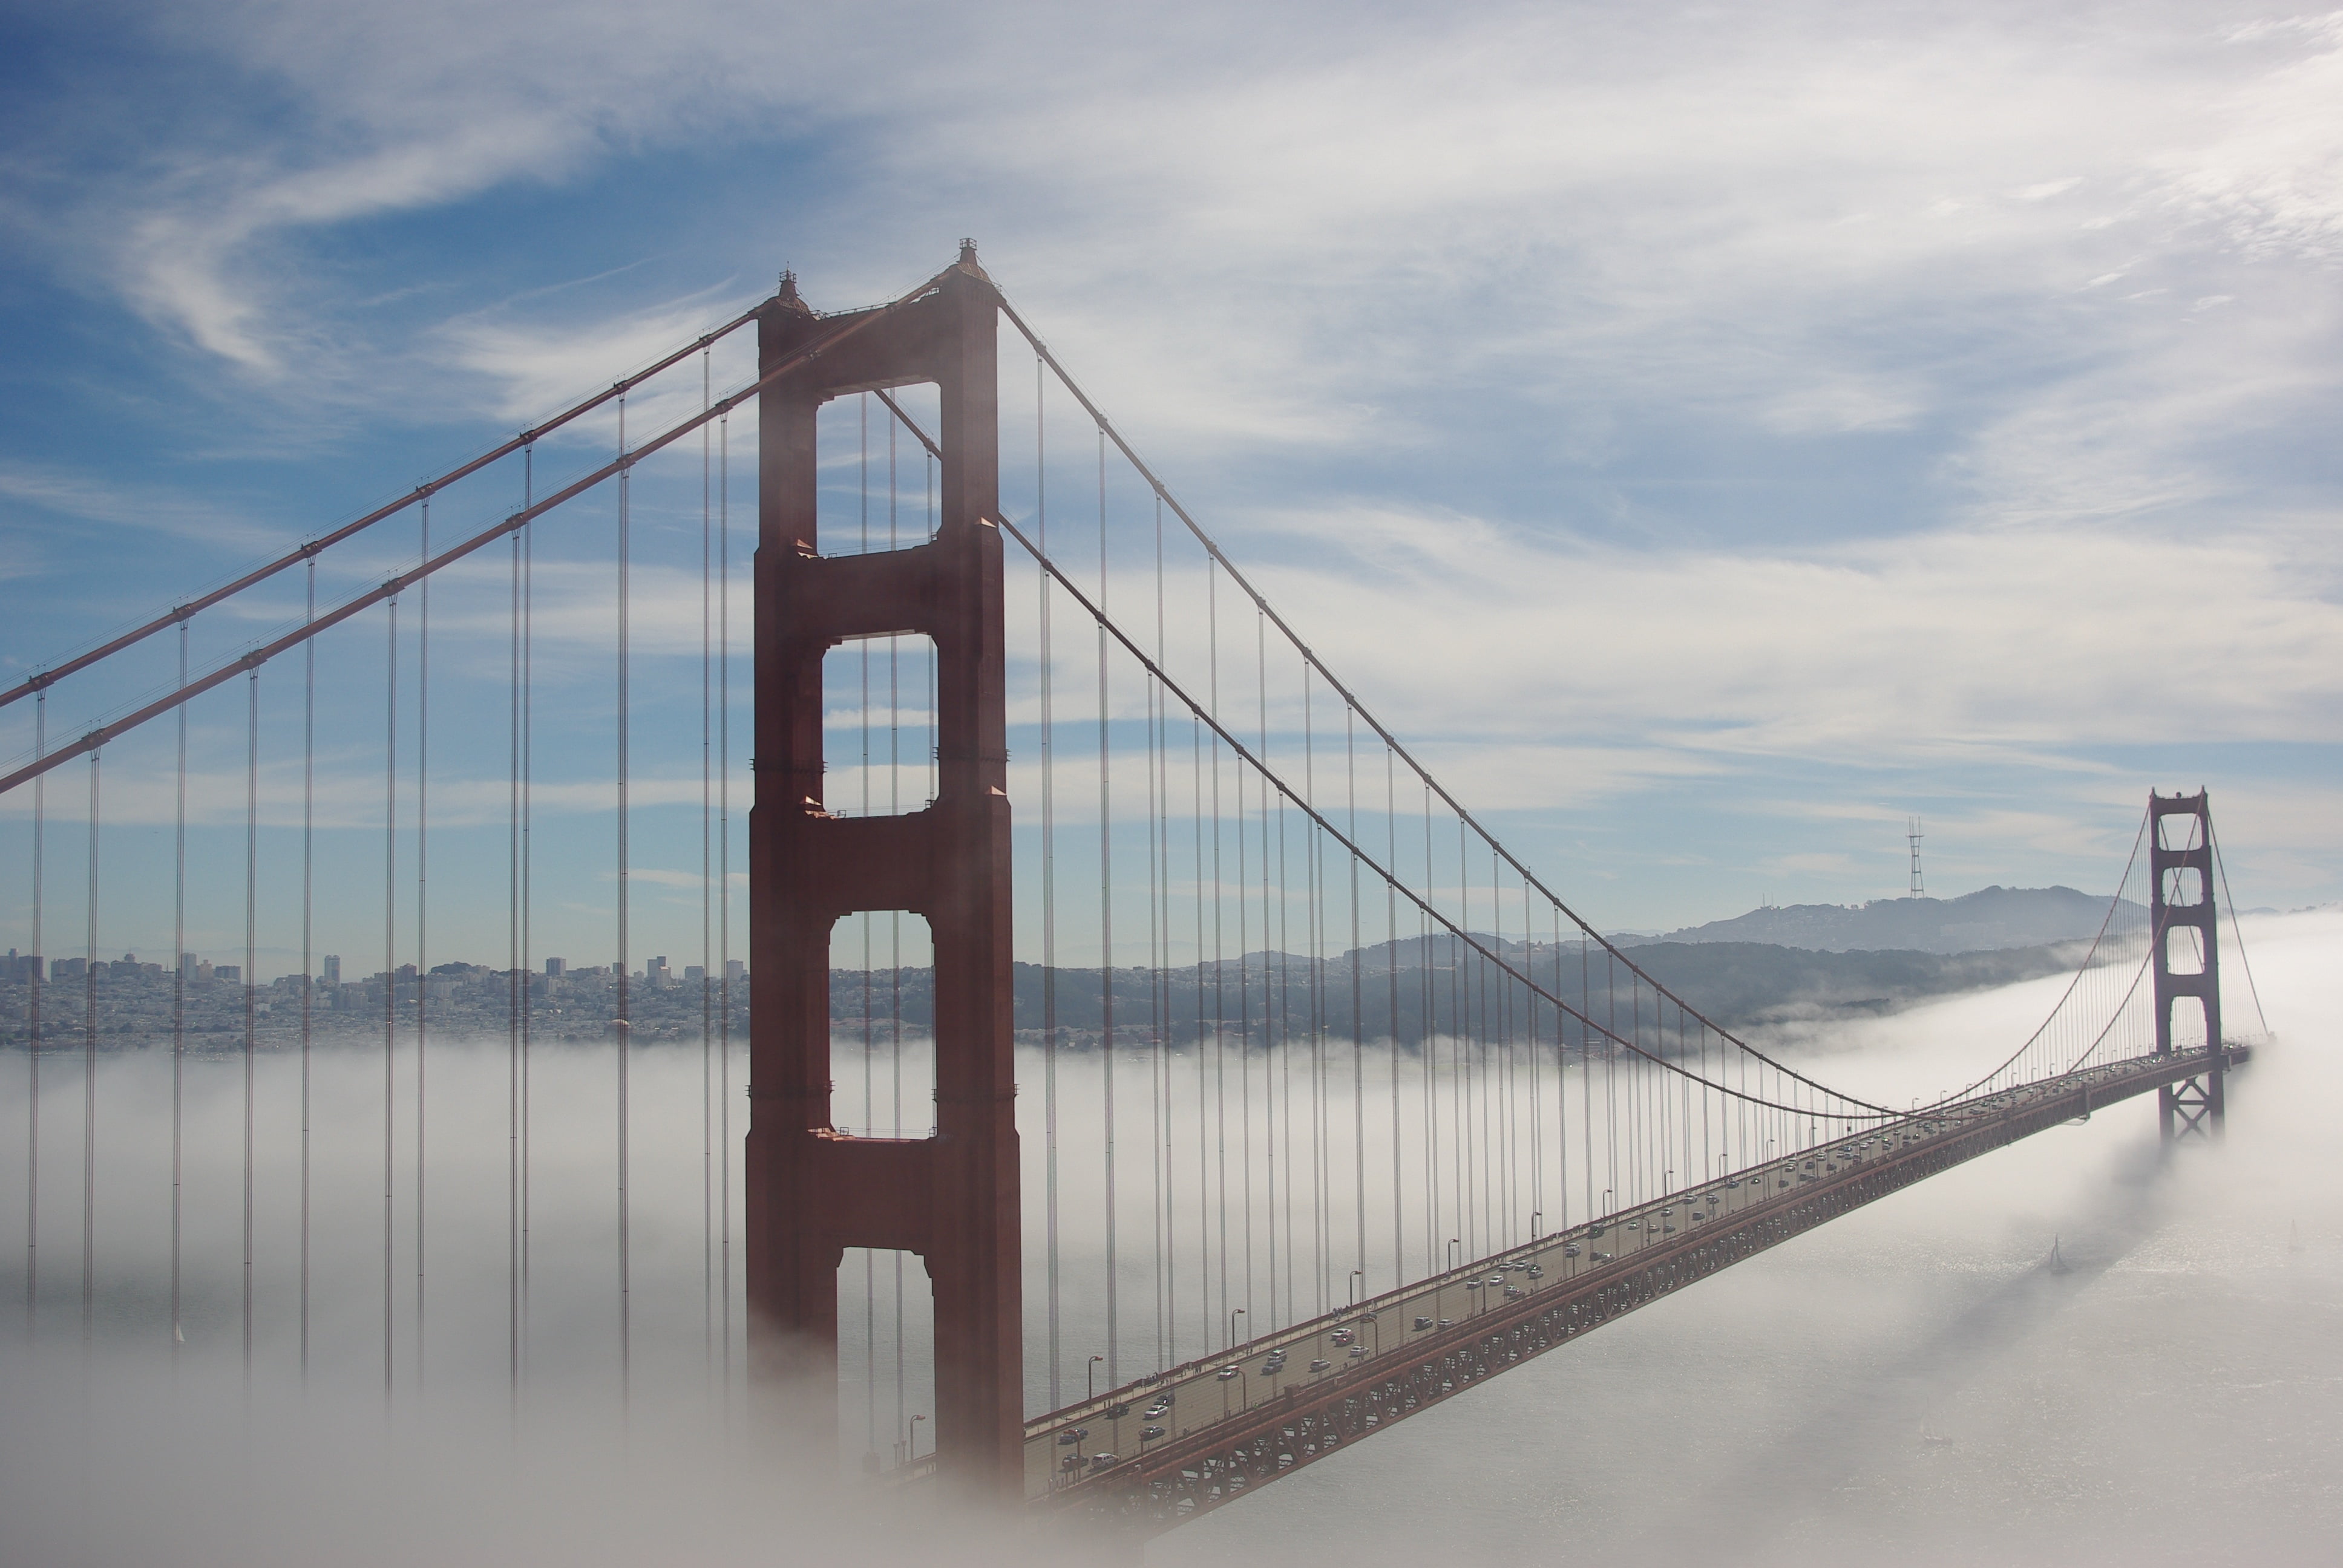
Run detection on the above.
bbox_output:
[1231,504,2343,763]
[0,462,289,552]
[5,0,2339,923]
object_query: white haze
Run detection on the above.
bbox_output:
[0,910,2335,1563]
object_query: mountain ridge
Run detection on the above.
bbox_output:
[1616,884,2123,956]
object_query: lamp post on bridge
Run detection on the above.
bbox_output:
[1229,1306,1246,1353]
[1088,1353,1104,1405]
[1220,1362,1249,1417]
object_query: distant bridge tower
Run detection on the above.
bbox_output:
[2149,789,2223,1141]
[1907,815,1924,897]
[745,246,1023,1497]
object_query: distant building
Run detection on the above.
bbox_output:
[725,958,746,983]
[545,956,566,977]
[214,965,241,983]
[50,956,85,982]
[685,964,707,984]
[323,954,341,986]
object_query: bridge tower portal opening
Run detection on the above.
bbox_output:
[745,249,1022,1497]
[2149,789,2224,1142]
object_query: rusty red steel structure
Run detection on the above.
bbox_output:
[2151,788,2224,1141]
[745,247,1024,1497]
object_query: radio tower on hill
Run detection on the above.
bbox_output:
[1908,816,1925,897]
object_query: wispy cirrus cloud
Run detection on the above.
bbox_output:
[3,0,2340,926]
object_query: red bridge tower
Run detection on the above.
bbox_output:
[746,249,1023,1497]
[2149,788,2224,1141]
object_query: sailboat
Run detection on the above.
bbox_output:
[2046,1235,2071,1275]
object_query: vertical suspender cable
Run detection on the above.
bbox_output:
[1191,712,1207,1351]
[1526,877,1540,1241]
[1387,750,1403,1284]
[1207,563,1228,1338]
[416,499,430,1386]
[1300,663,1320,1316]
[1552,900,1566,1232]
[1276,747,1296,1314]
[383,595,398,1396]
[1346,708,1364,1285]
[410,501,428,1378]
[171,626,187,1352]
[520,449,535,1372]
[1096,428,1117,1384]
[1421,781,1435,1275]
[24,692,43,1326]
[1255,612,1274,1328]
[1457,849,1474,1253]
[701,350,715,1372]
[1037,356,1061,1410]
[81,749,99,1339]
[1604,947,1616,1221]
[508,494,523,1412]
[716,421,730,1394]
[1582,933,1594,1227]
[1232,644,1251,1340]
[243,666,258,1372]
[1151,493,1169,1370]
[301,561,315,1377]
[616,394,633,1408]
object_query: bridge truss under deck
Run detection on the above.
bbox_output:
[1028,1042,2250,1532]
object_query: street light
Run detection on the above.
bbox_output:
[1229,1306,1246,1352]
[1349,1269,1363,1307]
[1530,1210,1542,1241]
[1448,1237,1462,1270]
[1221,1363,1249,1417]
[908,1413,926,1462]
[1088,1353,1105,1404]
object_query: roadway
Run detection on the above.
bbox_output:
[1021,1042,2246,1521]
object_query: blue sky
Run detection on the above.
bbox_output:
[2,0,2339,975]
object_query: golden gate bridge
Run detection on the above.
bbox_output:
[0,243,2264,1534]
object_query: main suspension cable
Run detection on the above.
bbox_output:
[2,263,960,802]
[993,507,1891,1120]
[0,306,767,714]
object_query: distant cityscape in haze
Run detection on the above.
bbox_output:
[0,885,2144,1053]
[0,947,751,1048]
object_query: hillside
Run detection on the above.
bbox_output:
[827,932,2092,1042]
[1619,884,2123,955]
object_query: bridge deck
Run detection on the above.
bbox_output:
[1023,1044,2246,1529]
